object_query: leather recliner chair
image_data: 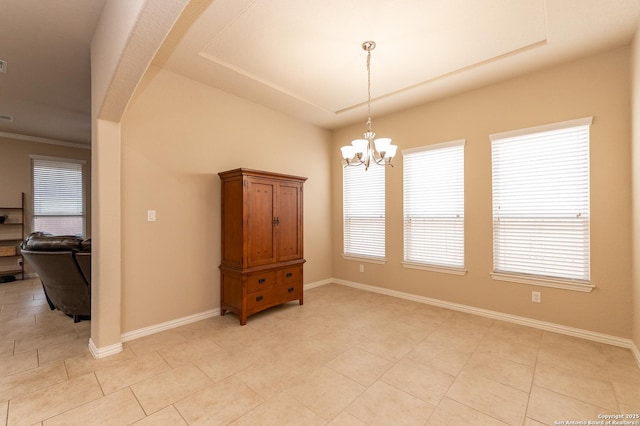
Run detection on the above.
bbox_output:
[21,232,91,322]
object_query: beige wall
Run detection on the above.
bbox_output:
[89,0,188,353]
[0,136,92,237]
[119,66,333,332]
[332,47,632,338]
[631,29,640,353]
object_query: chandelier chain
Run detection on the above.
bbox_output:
[366,47,372,134]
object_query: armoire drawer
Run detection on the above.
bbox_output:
[277,265,301,285]
[246,271,277,293]
[246,281,302,315]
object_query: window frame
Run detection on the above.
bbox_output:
[402,139,466,275]
[31,155,87,238]
[489,117,594,293]
[342,163,386,263]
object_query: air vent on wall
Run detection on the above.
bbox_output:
[0,114,14,122]
[0,60,7,74]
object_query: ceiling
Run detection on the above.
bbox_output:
[2,0,640,146]
[0,0,106,145]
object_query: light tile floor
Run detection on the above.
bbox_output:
[1,278,639,425]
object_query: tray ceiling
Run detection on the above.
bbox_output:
[2,0,640,145]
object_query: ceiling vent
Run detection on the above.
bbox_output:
[0,60,7,74]
[0,114,14,122]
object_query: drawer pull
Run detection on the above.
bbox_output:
[256,295,264,302]
[286,272,293,278]
[258,278,266,284]
[288,287,294,293]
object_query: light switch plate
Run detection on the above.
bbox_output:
[147,210,156,222]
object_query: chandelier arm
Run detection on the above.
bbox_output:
[373,156,393,167]
[372,154,386,165]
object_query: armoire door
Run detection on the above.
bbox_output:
[275,181,303,262]
[247,178,277,266]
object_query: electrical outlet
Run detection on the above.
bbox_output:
[359,264,364,273]
[532,291,541,303]
[147,210,156,222]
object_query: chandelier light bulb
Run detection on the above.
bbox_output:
[341,145,355,160]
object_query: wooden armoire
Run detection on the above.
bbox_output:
[218,168,307,325]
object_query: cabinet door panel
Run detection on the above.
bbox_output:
[221,179,244,266]
[247,180,276,266]
[276,183,302,261]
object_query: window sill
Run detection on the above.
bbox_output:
[342,254,386,265]
[402,262,467,275]
[490,272,595,293]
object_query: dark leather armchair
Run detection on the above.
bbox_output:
[21,233,91,322]
[75,252,91,285]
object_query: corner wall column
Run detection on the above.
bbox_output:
[89,119,122,357]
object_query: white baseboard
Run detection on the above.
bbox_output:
[632,341,640,369]
[121,308,220,342]
[331,278,635,350]
[89,338,123,359]
[88,310,219,358]
[304,278,334,290]
[118,278,332,343]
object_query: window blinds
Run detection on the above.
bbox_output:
[403,140,465,269]
[491,118,591,282]
[32,157,85,237]
[343,164,385,259]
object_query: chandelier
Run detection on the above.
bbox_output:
[341,41,398,170]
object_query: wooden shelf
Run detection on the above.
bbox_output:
[0,193,25,280]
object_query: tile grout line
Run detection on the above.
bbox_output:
[522,331,543,425]
[444,324,524,426]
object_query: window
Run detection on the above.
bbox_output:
[490,117,591,290]
[32,156,86,237]
[403,140,465,272]
[343,164,385,260]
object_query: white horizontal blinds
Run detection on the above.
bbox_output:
[403,140,465,268]
[491,118,591,282]
[343,164,385,259]
[32,158,85,237]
